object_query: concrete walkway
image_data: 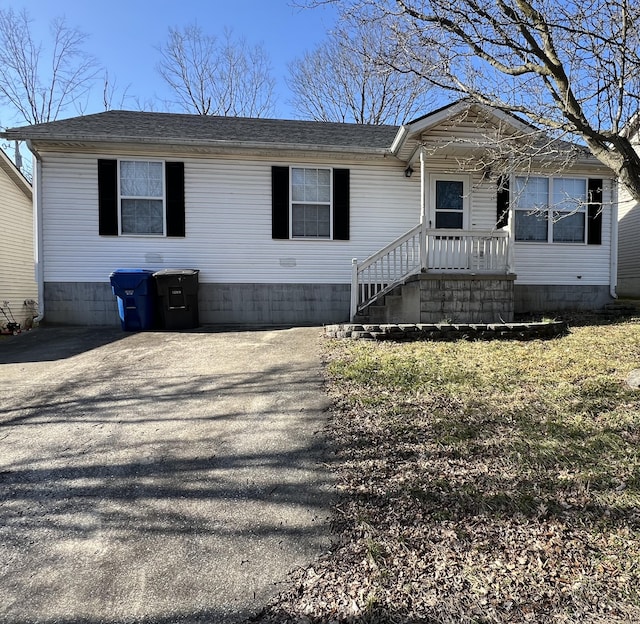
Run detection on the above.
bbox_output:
[0,326,333,623]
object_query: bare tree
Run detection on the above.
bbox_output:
[0,8,99,124]
[288,19,434,124]
[308,0,640,201]
[157,25,276,118]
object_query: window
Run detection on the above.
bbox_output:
[291,167,332,238]
[271,166,350,241]
[435,179,465,229]
[514,176,587,243]
[552,178,587,242]
[98,159,185,237]
[119,160,165,235]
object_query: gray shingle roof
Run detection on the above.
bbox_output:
[1,110,400,152]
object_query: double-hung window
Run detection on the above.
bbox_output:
[514,176,587,243]
[291,167,332,238]
[119,160,165,235]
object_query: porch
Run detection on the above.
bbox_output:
[350,225,516,324]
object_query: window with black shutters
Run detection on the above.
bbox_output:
[272,166,350,240]
[98,159,185,237]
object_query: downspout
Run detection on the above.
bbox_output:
[610,180,619,299]
[26,140,45,323]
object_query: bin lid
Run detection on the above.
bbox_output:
[152,269,199,277]
[110,268,156,277]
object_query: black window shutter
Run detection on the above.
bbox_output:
[496,176,509,229]
[98,159,118,236]
[333,168,350,240]
[272,166,289,239]
[166,162,185,237]
[587,178,603,245]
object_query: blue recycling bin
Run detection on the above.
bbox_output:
[109,269,156,331]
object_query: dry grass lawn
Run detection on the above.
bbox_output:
[254,317,640,623]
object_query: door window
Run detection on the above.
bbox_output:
[435,179,465,229]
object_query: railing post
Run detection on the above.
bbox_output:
[350,258,359,322]
[506,230,515,273]
[420,227,428,272]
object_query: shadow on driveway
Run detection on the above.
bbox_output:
[0,326,334,624]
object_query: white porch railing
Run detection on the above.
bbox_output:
[351,226,513,320]
[427,229,511,273]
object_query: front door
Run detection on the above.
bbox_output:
[429,175,470,270]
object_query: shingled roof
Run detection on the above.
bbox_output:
[1,110,400,153]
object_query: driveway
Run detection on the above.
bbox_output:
[0,326,333,624]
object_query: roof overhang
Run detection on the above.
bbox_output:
[391,100,537,161]
[0,148,32,199]
[18,138,395,163]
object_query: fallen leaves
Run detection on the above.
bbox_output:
[251,319,640,624]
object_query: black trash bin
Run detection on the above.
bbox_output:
[153,269,200,330]
[109,269,156,331]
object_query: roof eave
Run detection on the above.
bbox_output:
[2,132,392,156]
[0,148,32,199]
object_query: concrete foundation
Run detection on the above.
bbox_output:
[616,278,640,299]
[514,284,612,314]
[44,282,351,326]
[43,280,614,327]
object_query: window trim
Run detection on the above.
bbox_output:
[117,158,167,237]
[289,166,334,240]
[513,175,589,244]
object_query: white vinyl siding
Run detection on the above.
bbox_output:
[36,140,613,289]
[0,153,37,326]
[39,152,419,284]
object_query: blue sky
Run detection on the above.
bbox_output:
[1,0,340,126]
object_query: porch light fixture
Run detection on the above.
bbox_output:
[404,166,414,178]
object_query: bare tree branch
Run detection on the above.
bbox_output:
[288,17,435,124]
[309,0,640,201]
[156,24,276,118]
[0,8,100,125]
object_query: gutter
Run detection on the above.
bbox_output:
[0,133,393,157]
[610,180,619,300]
[26,140,45,323]
[389,124,409,156]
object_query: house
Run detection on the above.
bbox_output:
[0,147,37,331]
[0,101,616,327]
[617,161,640,297]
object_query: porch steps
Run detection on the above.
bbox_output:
[353,285,405,325]
[354,273,516,325]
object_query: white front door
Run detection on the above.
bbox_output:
[428,175,471,270]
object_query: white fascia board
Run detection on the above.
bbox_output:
[389,125,410,155]
[23,136,392,157]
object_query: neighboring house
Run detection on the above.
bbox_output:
[0,147,37,330]
[617,152,640,297]
[0,101,617,327]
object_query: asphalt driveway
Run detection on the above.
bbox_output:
[0,326,333,624]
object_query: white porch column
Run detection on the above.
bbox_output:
[419,147,428,271]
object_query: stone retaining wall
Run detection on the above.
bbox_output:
[324,321,568,342]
